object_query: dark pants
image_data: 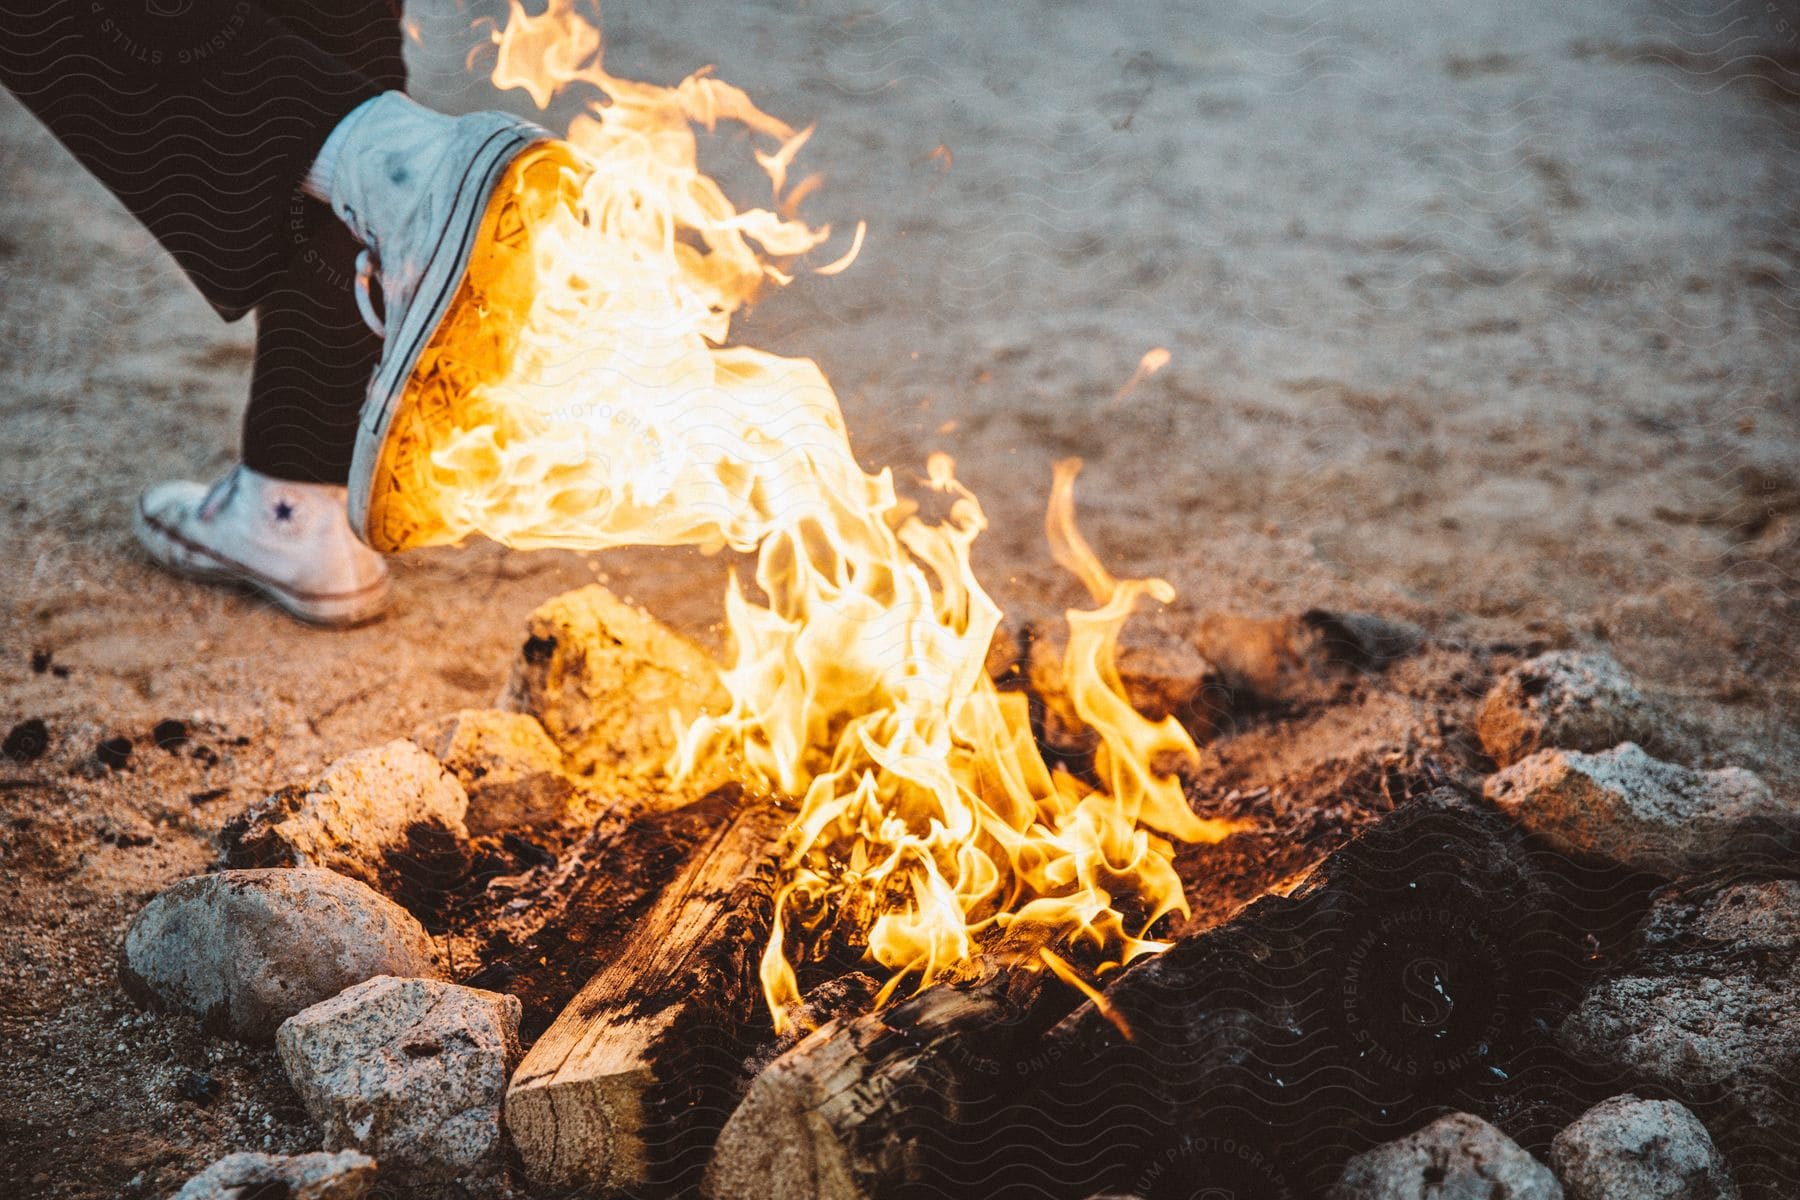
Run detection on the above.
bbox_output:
[0,1,404,482]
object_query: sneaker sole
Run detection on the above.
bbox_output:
[348,128,581,554]
[133,502,392,627]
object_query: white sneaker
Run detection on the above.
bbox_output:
[326,92,582,553]
[133,465,391,626]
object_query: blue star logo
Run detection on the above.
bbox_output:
[274,499,295,522]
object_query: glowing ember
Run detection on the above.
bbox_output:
[421,0,1238,1029]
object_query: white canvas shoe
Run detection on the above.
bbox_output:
[325,92,583,553]
[133,465,391,626]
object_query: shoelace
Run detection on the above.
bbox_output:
[196,464,243,522]
[354,248,386,338]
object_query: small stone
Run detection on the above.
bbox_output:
[1190,610,1356,711]
[219,739,471,898]
[1477,651,1655,767]
[277,975,521,1181]
[1483,743,1788,875]
[120,868,445,1040]
[152,718,191,751]
[1299,608,1425,671]
[95,735,132,770]
[3,717,48,762]
[412,709,575,833]
[1561,879,1800,1147]
[171,1149,375,1200]
[1549,1094,1738,1200]
[499,585,729,780]
[176,1069,221,1105]
[1327,1112,1563,1199]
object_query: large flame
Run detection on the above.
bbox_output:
[442,0,1238,1029]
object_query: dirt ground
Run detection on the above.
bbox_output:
[2,0,1796,1196]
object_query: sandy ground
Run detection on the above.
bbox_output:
[2,0,1797,1195]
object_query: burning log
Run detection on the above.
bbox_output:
[920,791,1601,1200]
[503,789,788,1193]
[706,792,1603,1200]
[704,931,1071,1200]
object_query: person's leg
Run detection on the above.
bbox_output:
[2,1,567,620]
[0,0,382,320]
[241,207,384,483]
[242,2,409,485]
[0,1,400,622]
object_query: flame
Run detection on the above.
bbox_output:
[433,0,1239,1029]
[1109,347,1171,407]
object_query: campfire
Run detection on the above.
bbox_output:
[106,5,1800,1200]
[379,0,1246,1041]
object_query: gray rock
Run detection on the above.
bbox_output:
[120,869,444,1040]
[1549,1094,1737,1200]
[171,1150,376,1200]
[1478,651,1656,767]
[500,584,729,781]
[220,739,471,895]
[1483,743,1786,875]
[277,975,522,1181]
[1298,608,1426,671]
[1327,1112,1563,1199]
[1561,879,1800,1146]
[413,709,575,833]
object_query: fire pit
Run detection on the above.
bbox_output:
[128,576,1799,1200]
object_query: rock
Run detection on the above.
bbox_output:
[1549,1094,1738,1200]
[500,584,729,780]
[171,1150,376,1200]
[120,868,444,1040]
[152,718,191,751]
[277,975,522,1181]
[413,709,575,833]
[1327,1112,1563,1199]
[1560,879,1800,1148]
[1483,743,1787,875]
[1299,608,1425,670]
[1477,651,1656,767]
[96,735,132,770]
[4,716,49,761]
[220,739,471,900]
[1192,612,1307,701]
[1190,609,1395,712]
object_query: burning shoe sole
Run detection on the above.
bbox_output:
[330,94,585,553]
